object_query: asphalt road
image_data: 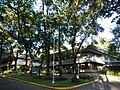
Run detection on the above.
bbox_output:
[0,76,51,90]
[73,75,120,90]
[0,75,120,90]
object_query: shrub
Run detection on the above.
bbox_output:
[118,72,120,76]
[42,76,68,81]
[106,70,120,76]
[71,77,79,83]
[71,75,91,83]
[99,70,106,74]
[55,77,68,81]
[3,69,12,74]
[79,75,91,79]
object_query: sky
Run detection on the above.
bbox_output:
[97,13,117,40]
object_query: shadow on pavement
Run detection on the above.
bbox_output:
[98,75,111,90]
[73,75,120,90]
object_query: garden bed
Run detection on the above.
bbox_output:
[1,73,97,87]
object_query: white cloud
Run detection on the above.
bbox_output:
[97,13,117,40]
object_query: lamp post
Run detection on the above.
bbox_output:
[76,56,80,79]
[77,64,80,79]
[52,39,55,84]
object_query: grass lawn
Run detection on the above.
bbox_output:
[1,73,96,87]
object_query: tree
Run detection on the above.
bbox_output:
[99,0,120,58]
[39,0,105,78]
[1,0,44,75]
[0,1,17,69]
[108,43,118,56]
[61,0,104,79]
[110,25,120,58]
[112,26,120,52]
[100,0,120,24]
[0,30,11,65]
[51,0,67,77]
[94,38,110,50]
[41,0,51,76]
[1,0,117,78]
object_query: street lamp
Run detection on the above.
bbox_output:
[77,64,80,79]
[52,39,55,84]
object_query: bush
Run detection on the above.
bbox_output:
[3,69,12,74]
[70,74,93,83]
[79,75,91,79]
[42,76,68,81]
[55,77,68,81]
[106,70,120,76]
[118,72,120,76]
[71,77,79,83]
[99,70,106,74]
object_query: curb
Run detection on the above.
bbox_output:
[0,74,98,90]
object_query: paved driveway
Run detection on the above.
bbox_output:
[73,75,120,90]
[0,76,50,90]
[0,75,120,90]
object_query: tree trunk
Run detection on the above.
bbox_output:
[72,46,77,78]
[72,0,78,79]
[46,35,50,76]
[73,53,77,78]
[24,48,28,74]
[29,50,33,76]
[8,47,13,70]
[0,39,3,64]
[14,51,18,73]
[42,1,50,76]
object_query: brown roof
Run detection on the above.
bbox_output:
[82,45,107,55]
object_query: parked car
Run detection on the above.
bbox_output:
[27,70,38,75]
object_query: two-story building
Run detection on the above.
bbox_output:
[48,45,119,74]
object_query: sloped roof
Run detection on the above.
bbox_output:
[82,45,106,55]
[11,59,40,67]
[78,56,105,65]
[18,55,39,61]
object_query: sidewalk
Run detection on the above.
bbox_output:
[73,75,120,90]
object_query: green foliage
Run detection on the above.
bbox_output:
[109,26,120,57]
[3,73,95,87]
[79,75,91,79]
[1,0,119,76]
[17,65,24,72]
[0,0,111,55]
[100,0,120,24]
[71,75,92,83]
[99,70,106,74]
[95,38,110,50]
[108,43,117,56]
[3,69,13,74]
[106,70,120,76]
[71,77,79,83]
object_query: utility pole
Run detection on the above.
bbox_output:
[52,39,55,84]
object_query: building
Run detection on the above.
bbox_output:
[11,57,40,67]
[49,45,119,74]
[0,55,40,73]
[78,45,118,73]
[11,55,40,71]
